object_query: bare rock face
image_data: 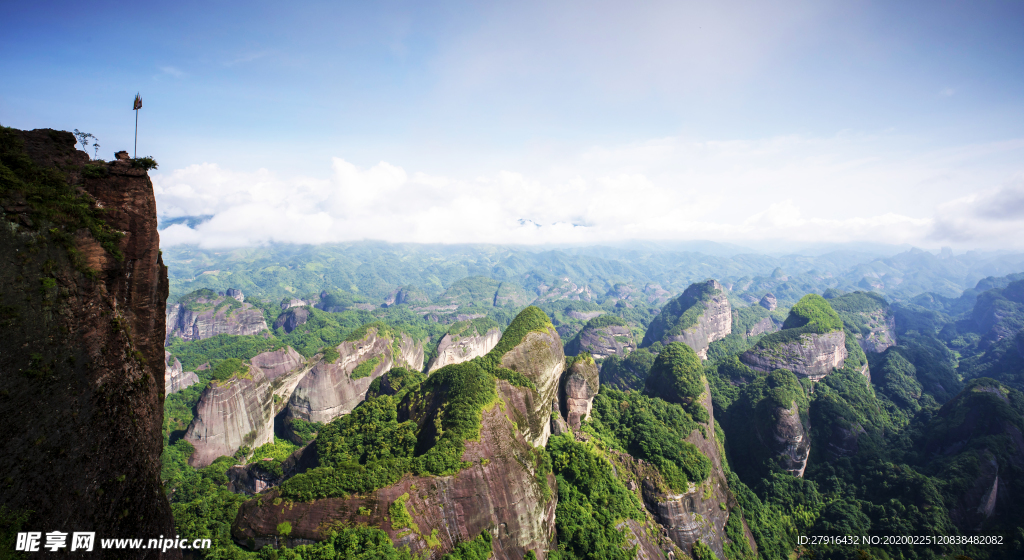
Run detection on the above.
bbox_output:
[560,356,600,430]
[567,322,636,359]
[250,347,305,381]
[272,307,309,333]
[643,280,732,360]
[641,379,755,559]
[186,348,312,467]
[760,403,810,477]
[854,310,896,354]
[0,128,177,553]
[759,293,777,311]
[226,288,244,302]
[287,328,424,424]
[165,351,199,394]
[741,330,848,381]
[746,316,780,337]
[185,365,276,467]
[166,292,268,343]
[500,328,566,448]
[233,383,558,559]
[426,327,501,373]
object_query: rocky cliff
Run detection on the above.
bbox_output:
[165,350,199,394]
[643,379,755,558]
[741,294,848,381]
[272,306,309,333]
[759,292,777,311]
[186,347,312,467]
[233,382,558,558]
[741,330,848,380]
[497,321,566,448]
[185,364,276,467]
[166,288,268,342]
[854,309,896,353]
[759,403,811,477]
[427,322,502,373]
[565,315,636,359]
[746,316,780,337]
[287,327,425,424]
[559,355,599,430]
[643,279,732,359]
[0,127,176,554]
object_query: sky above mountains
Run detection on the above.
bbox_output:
[2,1,1023,250]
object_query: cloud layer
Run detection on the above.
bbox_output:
[154,133,1024,250]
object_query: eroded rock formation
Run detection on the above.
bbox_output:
[854,309,896,353]
[272,307,309,333]
[166,291,268,343]
[643,280,732,359]
[760,403,810,477]
[746,316,780,337]
[186,347,312,467]
[185,365,276,467]
[426,326,501,373]
[499,327,566,448]
[233,381,558,559]
[741,330,848,381]
[560,356,599,430]
[165,351,199,394]
[759,293,777,311]
[287,328,424,424]
[641,379,757,559]
[0,128,177,553]
[566,319,636,359]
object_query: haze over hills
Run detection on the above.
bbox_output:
[162,239,1024,309]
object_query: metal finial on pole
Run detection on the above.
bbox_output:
[133,93,142,158]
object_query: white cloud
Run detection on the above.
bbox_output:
[159,66,184,78]
[152,133,1024,250]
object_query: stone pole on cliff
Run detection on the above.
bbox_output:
[133,92,142,158]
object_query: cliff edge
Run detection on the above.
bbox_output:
[0,127,176,556]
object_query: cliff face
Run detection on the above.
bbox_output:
[287,329,424,424]
[746,316,780,337]
[185,347,312,467]
[185,365,276,467]
[426,327,501,373]
[499,327,566,448]
[233,380,558,559]
[643,379,755,559]
[272,307,309,333]
[567,323,636,359]
[853,309,896,354]
[643,280,732,359]
[165,350,199,394]
[759,293,778,311]
[560,357,599,430]
[741,330,848,381]
[166,293,268,342]
[0,128,176,553]
[760,403,810,477]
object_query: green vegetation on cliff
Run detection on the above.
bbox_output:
[546,434,643,560]
[485,305,554,360]
[0,126,124,266]
[751,294,843,350]
[280,360,497,501]
[599,347,656,391]
[643,342,708,421]
[781,294,843,332]
[589,388,712,491]
[642,280,720,346]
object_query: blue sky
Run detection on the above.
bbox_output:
[3,0,1024,249]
